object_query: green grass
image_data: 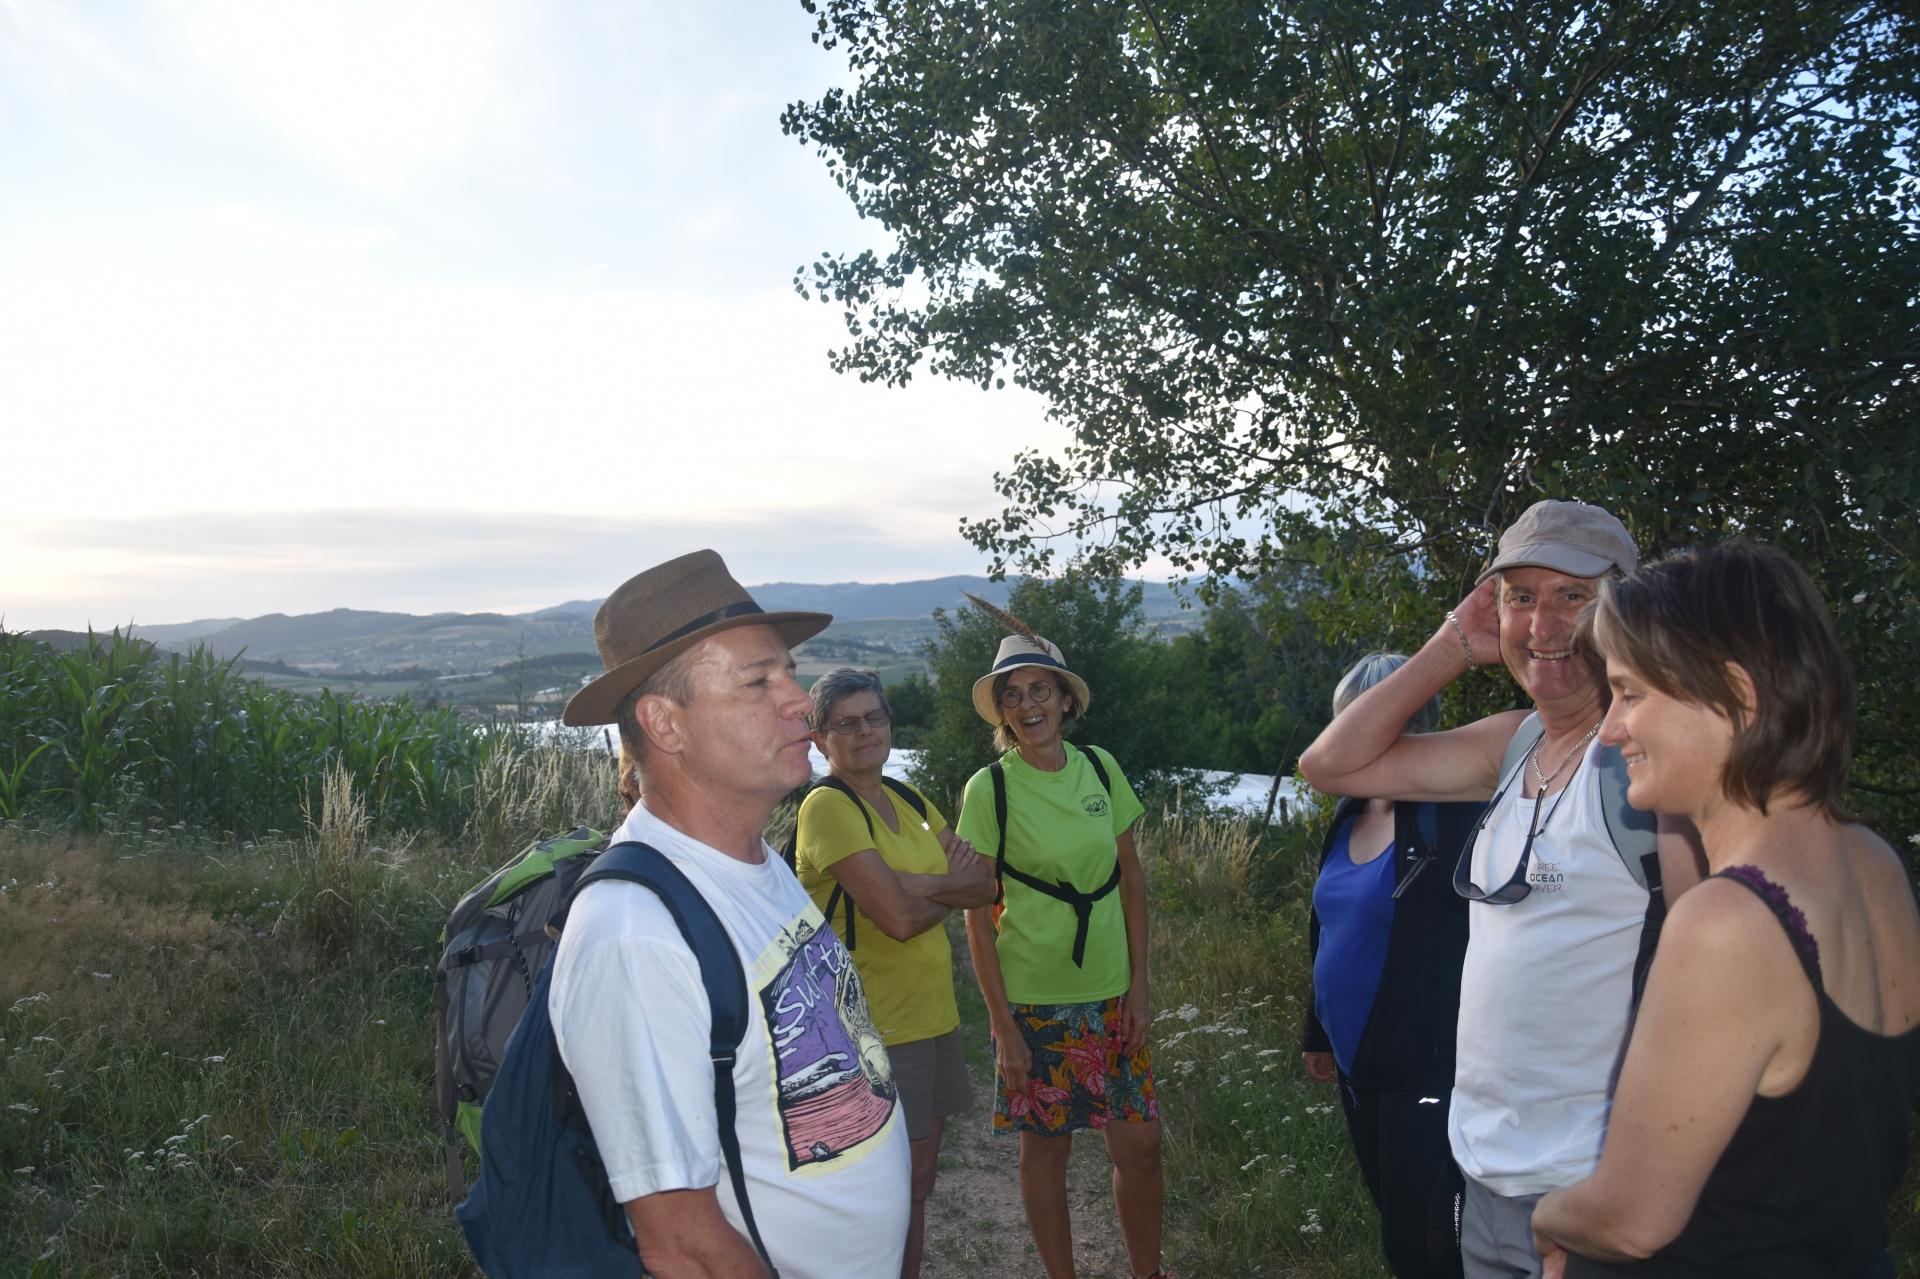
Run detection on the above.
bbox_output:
[3,800,1913,1276]
[1146,811,1387,1275]
[0,830,485,1276]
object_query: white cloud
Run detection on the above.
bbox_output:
[0,0,135,87]
[190,204,397,258]
[0,228,1047,522]
[0,507,1002,629]
[155,0,534,193]
[0,1,1075,630]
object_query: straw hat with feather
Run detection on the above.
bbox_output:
[964,593,1092,725]
[562,550,831,727]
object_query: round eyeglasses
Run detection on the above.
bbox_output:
[821,708,890,735]
[998,680,1055,710]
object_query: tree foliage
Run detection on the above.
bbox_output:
[1160,563,1362,775]
[788,0,1919,827]
[908,570,1364,817]
[909,575,1213,814]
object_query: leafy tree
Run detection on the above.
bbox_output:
[788,0,1918,827]
[1162,564,1366,774]
[882,672,937,747]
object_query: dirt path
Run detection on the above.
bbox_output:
[921,1085,1138,1279]
[917,921,1146,1278]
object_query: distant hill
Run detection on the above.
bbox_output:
[521,599,599,621]
[128,617,244,646]
[747,575,1017,618]
[540,575,1195,624]
[183,608,458,659]
[71,574,1201,678]
[10,628,92,653]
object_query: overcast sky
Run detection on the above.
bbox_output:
[0,0,1065,629]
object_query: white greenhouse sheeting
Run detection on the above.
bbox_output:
[517,722,1305,823]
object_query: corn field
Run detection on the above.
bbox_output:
[0,629,611,842]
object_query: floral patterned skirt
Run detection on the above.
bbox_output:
[992,995,1158,1135]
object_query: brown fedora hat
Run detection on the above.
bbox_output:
[561,550,831,727]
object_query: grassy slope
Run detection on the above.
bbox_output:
[3,817,1914,1277]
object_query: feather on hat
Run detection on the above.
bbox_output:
[964,593,1093,725]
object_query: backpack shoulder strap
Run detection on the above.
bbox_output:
[783,776,877,868]
[566,842,775,1272]
[1500,712,1655,894]
[789,778,877,951]
[879,775,930,823]
[812,775,880,839]
[990,760,1008,903]
[1413,801,1439,853]
[1595,743,1657,893]
[1078,743,1114,795]
[1498,711,1545,786]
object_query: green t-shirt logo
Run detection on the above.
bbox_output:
[1082,794,1110,818]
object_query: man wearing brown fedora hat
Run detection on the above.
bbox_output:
[548,550,910,1278]
[1301,501,1704,1279]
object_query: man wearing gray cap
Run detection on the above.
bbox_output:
[550,550,910,1278]
[1301,501,1702,1279]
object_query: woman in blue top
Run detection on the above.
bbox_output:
[1302,653,1485,1278]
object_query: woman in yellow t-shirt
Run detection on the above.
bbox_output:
[793,667,994,1279]
[954,625,1168,1279]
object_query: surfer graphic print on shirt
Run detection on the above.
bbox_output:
[756,914,898,1171]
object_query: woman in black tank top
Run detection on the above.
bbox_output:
[1526,543,1920,1277]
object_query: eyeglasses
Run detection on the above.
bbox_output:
[1452,739,1577,906]
[821,708,890,736]
[998,680,1055,710]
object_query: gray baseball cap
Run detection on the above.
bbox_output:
[1476,499,1637,584]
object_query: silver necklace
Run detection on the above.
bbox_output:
[1530,720,1602,792]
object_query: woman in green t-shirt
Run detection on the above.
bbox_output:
[955,627,1170,1279]
[793,667,994,1279]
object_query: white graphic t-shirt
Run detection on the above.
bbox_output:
[551,803,909,1278]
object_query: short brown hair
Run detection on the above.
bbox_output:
[613,643,704,774]
[990,669,1080,754]
[1587,541,1853,819]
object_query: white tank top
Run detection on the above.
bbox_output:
[1448,740,1649,1196]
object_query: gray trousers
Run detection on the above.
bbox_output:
[1460,1178,1545,1279]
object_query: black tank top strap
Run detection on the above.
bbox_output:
[1715,864,1822,990]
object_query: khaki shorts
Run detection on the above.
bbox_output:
[889,1028,972,1141]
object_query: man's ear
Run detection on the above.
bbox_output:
[635,692,686,758]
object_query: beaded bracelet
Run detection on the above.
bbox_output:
[1444,610,1475,666]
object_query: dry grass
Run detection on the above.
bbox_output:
[461,743,622,862]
